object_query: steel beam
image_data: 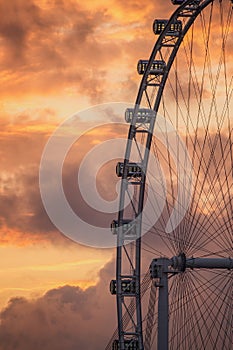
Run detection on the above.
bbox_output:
[186,257,233,269]
[157,268,169,350]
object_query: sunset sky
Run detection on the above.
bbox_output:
[0,1,178,348]
[0,0,232,349]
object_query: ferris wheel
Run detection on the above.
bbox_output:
[106,0,233,349]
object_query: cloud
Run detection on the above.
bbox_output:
[0,0,40,56]
[0,260,116,350]
[0,0,181,104]
[0,0,125,102]
[0,111,129,245]
[0,112,58,241]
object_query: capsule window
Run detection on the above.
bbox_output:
[111,219,136,237]
[116,162,142,178]
[112,339,139,350]
[125,108,156,124]
[110,220,118,234]
[110,280,136,295]
[153,19,182,35]
[137,60,166,75]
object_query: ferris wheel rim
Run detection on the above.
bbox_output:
[112,1,233,349]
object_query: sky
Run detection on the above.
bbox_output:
[0,1,232,349]
[0,1,177,349]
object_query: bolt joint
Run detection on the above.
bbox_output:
[171,253,186,272]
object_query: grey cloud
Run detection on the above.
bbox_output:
[0,260,116,350]
[0,116,125,243]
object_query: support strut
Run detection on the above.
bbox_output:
[150,255,233,350]
[171,254,233,270]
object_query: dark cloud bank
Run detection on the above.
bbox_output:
[0,260,116,350]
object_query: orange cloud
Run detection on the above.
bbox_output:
[0,0,179,106]
[0,242,113,308]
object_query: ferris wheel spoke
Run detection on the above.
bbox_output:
[174,276,192,349]
[142,219,177,255]
[141,241,164,257]
[195,248,232,258]
[150,140,217,246]
[170,272,222,348]
[187,280,216,348]
[184,30,233,245]
[188,272,232,348]
[181,25,224,240]
[144,282,157,350]
[187,204,232,254]
[191,126,233,218]
[185,166,233,254]
[187,184,233,254]
[142,216,229,259]
[168,274,201,349]
[193,270,230,302]
[158,78,233,249]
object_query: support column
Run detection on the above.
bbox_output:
[150,258,170,350]
[157,268,169,350]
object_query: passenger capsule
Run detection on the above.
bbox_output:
[110,279,136,295]
[137,60,166,75]
[112,339,139,350]
[111,219,136,236]
[116,162,142,178]
[125,108,156,124]
[153,19,182,35]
